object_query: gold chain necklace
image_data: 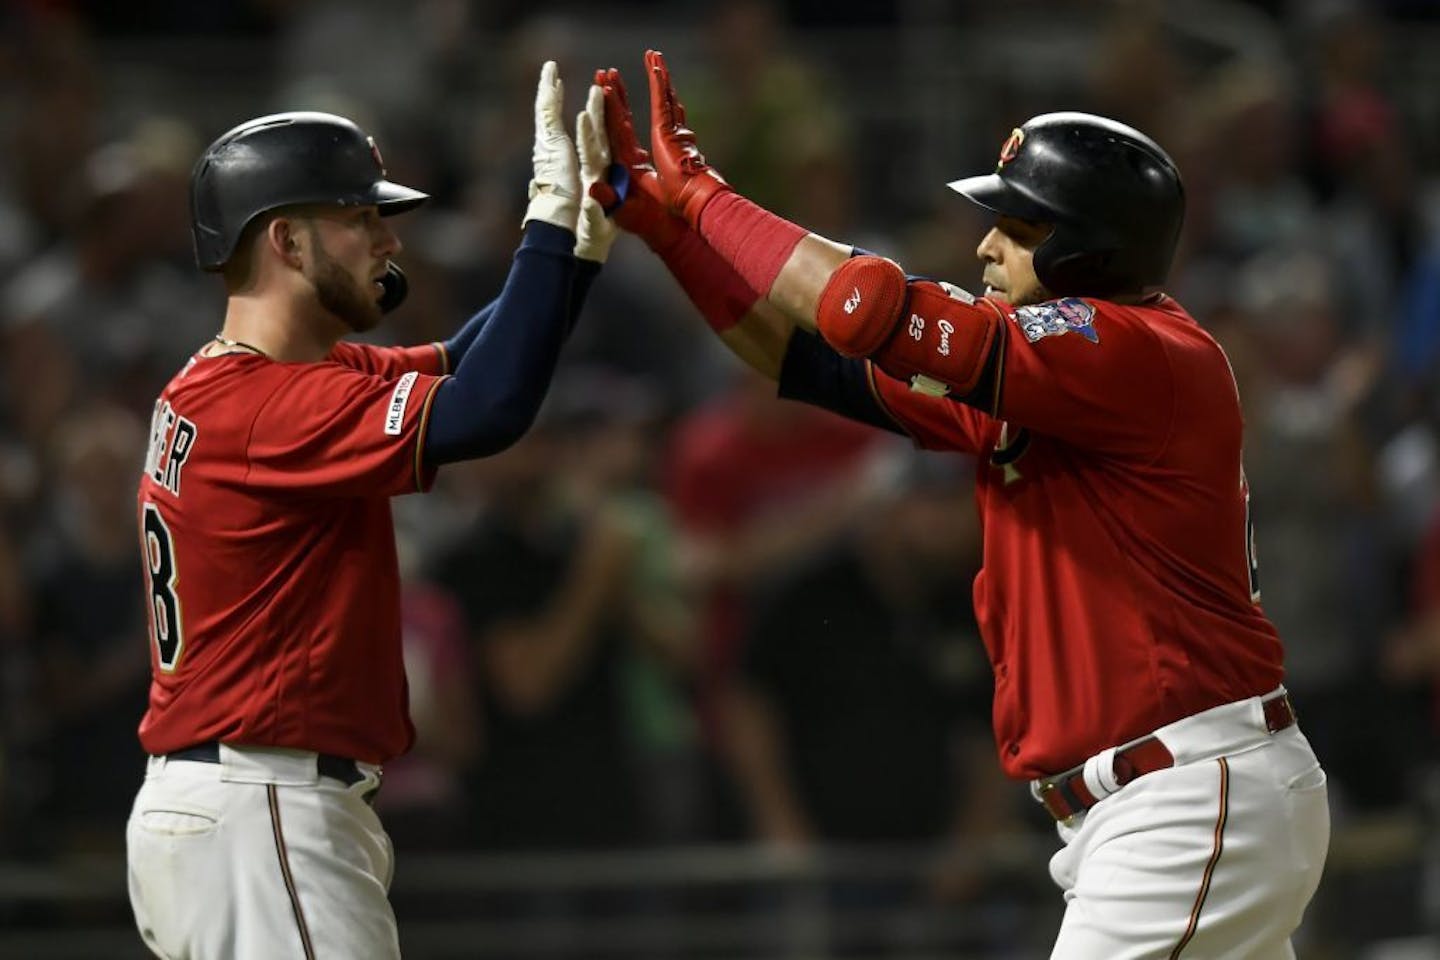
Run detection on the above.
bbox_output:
[211,334,269,357]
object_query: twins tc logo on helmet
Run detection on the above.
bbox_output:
[996,128,1025,170]
[1013,298,1099,344]
[368,136,387,176]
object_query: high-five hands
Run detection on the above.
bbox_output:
[589,66,684,250]
[523,60,581,231]
[643,49,733,226]
[588,52,788,348]
[518,55,718,253]
[589,51,733,241]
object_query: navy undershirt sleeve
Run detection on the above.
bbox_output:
[423,222,578,464]
[777,329,904,435]
[440,303,494,370]
[565,259,600,335]
[442,257,599,368]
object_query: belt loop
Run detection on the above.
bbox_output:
[1263,692,1296,734]
[1082,746,1121,800]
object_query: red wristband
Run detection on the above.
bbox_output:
[695,191,808,299]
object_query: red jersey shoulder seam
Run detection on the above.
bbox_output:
[239,365,287,490]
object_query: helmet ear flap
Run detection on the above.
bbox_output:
[377,261,408,313]
[1034,226,1127,299]
[1037,249,1105,298]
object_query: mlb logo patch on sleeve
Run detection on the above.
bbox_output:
[1013,298,1099,344]
[385,372,419,435]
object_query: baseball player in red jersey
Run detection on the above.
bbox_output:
[591,53,1331,957]
[126,63,619,959]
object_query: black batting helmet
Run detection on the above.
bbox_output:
[948,112,1184,298]
[189,111,429,272]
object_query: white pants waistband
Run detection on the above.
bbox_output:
[1148,684,1290,766]
[149,742,382,787]
[1031,685,1292,804]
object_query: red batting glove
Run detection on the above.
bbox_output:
[591,68,759,334]
[645,49,732,227]
[588,67,685,252]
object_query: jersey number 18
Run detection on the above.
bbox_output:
[141,502,185,671]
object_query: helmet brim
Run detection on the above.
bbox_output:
[947,174,1055,224]
[370,179,429,215]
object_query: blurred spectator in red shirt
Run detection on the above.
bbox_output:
[664,368,886,836]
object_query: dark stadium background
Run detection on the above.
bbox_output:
[2,1,1439,956]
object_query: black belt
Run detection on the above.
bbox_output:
[1035,692,1297,824]
[166,742,376,798]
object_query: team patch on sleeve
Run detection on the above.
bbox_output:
[384,371,419,436]
[1012,298,1099,344]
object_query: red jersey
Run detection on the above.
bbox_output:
[136,340,447,764]
[869,294,1283,778]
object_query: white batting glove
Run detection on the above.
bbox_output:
[523,60,581,231]
[573,84,618,263]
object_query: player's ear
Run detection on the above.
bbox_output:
[266,216,304,269]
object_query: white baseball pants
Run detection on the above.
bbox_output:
[127,744,398,959]
[1046,688,1331,958]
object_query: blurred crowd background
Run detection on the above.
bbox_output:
[2,0,1440,957]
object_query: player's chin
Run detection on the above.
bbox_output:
[996,287,1050,308]
[350,280,387,330]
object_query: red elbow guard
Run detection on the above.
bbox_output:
[816,256,909,357]
[817,258,1002,397]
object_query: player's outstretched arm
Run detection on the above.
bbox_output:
[642,51,1006,407]
[343,66,601,378]
[643,50,851,331]
[422,61,583,465]
[439,62,604,372]
[591,66,797,380]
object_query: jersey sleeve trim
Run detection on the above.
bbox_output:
[412,375,446,492]
[432,341,450,375]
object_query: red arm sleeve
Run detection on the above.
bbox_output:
[328,340,448,377]
[243,362,445,497]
